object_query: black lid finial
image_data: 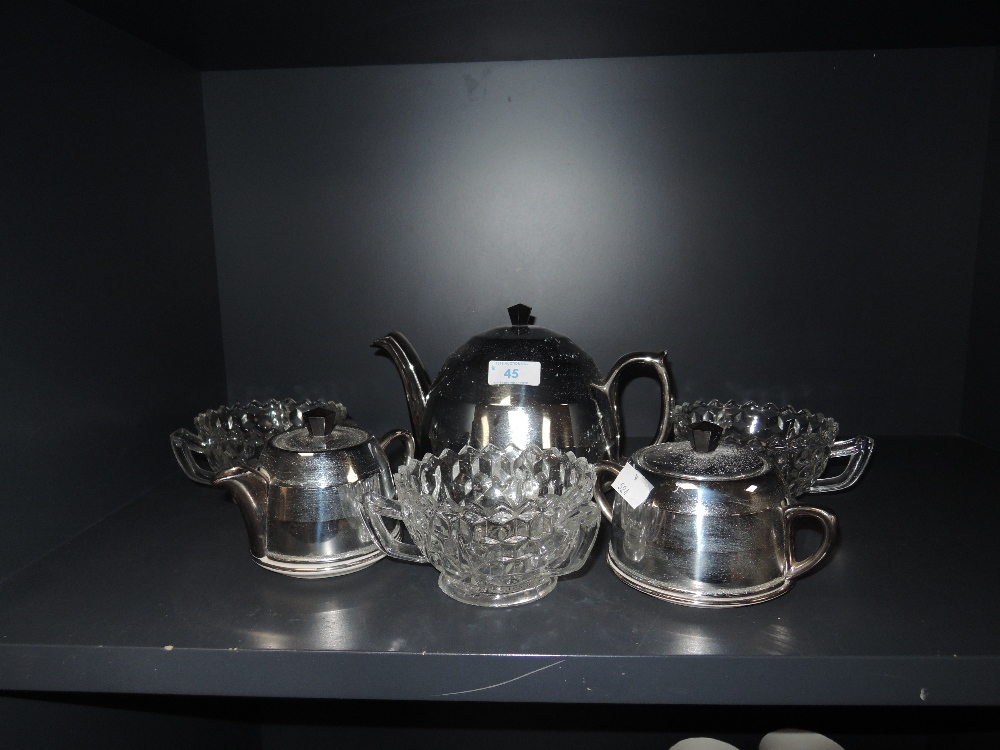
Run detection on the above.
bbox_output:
[304,406,340,437]
[689,421,723,453]
[508,303,532,327]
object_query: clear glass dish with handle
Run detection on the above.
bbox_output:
[671,400,873,497]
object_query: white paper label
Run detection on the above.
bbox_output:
[611,463,654,509]
[488,360,541,386]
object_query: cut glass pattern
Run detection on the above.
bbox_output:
[671,400,839,497]
[392,444,600,605]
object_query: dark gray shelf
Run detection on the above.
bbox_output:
[64,1,1000,70]
[1,435,998,705]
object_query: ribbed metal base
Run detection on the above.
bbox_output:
[253,546,386,578]
[252,525,401,579]
[607,550,794,608]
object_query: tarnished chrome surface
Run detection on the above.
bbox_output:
[214,414,414,578]
[362,444,600,607]
[594,428,838,607]
[672,400,874,496]
[373,304,671,461]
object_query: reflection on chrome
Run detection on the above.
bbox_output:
[507,408,532,449]
[479,413,490,447]
[694,488,706,582]
[693,488,709,518]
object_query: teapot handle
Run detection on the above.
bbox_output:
[599,351,672,459]
[783,505,838,580]
[592,460,624,523]
[807,436,874,494]
[170,429,216,484]
[378,429,416,463]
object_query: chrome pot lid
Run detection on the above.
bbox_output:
[261,408,381,487]
[627,422,782,516]
[271,408,369,454]
[635,422,767,481]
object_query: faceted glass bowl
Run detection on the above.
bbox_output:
[671,400,841,497]
[171,398,352,484]
[376,444,601,607]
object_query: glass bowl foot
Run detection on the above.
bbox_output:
[437,574,557,607]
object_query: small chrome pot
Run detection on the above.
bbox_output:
[213,407,414,578]
[594,423,837,607]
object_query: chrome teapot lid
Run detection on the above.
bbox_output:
[636,428,768,485]
[270,407,369,454]
[635,422,768,481]
[259,407,386,488]
[434,304,602,403]
[629,425,780,517]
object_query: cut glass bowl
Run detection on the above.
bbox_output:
[368,444,600,607]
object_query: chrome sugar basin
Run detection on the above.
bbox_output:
[213,408,414,578]
[672,400,874,497]
[595,424,838,607]
[363,444,601,607]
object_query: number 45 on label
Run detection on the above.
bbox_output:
[488,360,542,386]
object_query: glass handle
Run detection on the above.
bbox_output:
[599,351,672,459]
[361,494,428,564]
[365,431,421,562]
[808,436,874,494]
[592,460,623,523]
[170,429,216,484]
[784,505,838,580]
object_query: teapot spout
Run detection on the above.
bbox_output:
[372,331,431,437]
[213,466,269,559]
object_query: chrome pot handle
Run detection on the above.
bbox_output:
[592,460,624,523]
[599,351,672,459]
[783,505,838,580]
[807,435,874,494]
[170,429,216,484]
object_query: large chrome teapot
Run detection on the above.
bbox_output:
[373,304,671,462]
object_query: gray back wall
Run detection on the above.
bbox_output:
[202,49,993,440]
[1,0,225,578]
